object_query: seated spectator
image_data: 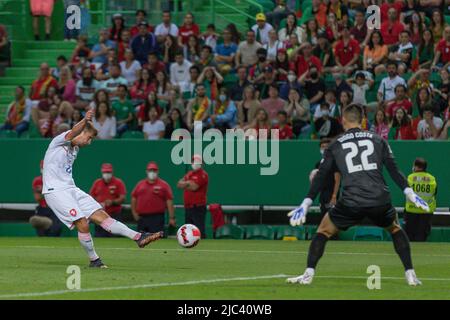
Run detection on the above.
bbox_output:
[89,88,109,110]
[332,26,360,76]
[363,30,388,75]
[170,50,192,90]
[299,66,326,113]
[162,34,179,65]
[255,66,277,99]
[347,72,374,108]
[261,85,287,125]
[143,106,165,140]
[278,12,306,44]
[57,66,76,104]
[370,108,390,140]
[129,10,153,38]
[434,68,450,111]
[248,48,270,85]
[264,30,285,62]
[209,87,237,131]
[279,70,301,100]
[39,104,64,138]
[385,84,413,119]
[89,29,116,65]
[117,30,131,63]
[432,26,450,69]
[237,85,260,127]
[178,12,200,46]
[214,28,237,75]
[305,19,320,46]
[155,70,172,105]
[131,22,159,65]
[201,23,219,51]
[71,35,90,64]
[92,101,117,140]
[314,102,343,139]
[31,86,56,126]
[286,33,301,60]
[0,23,10,65]
[301,0,327,28]
[184,35,201,64]
[295,42,322,77]
[109,13,125,42]
[243,108,271,139]
[377,61,407,104]
[313,33,335,74]
[324,12,341,43]
[252,13,274,45]
[186,84,211,130]
[101,64,128,100]
[415,87,439,118]
[164,108,188,138]
[70,109,82,128]
[327,0,349,25]
[196,45,217,72]
[75,67,100,110]
[388,30,414,74]
[230,66,250,102]
[417,106,444,140]
[418,29,434,69]
[166,88,186,116]
[335,90,352,118]
[430,9,445,43]
[406,11,426,46]
[273,110,293,140]
[130,68,155,103]
[137,91,163,127]
[333,74,352,102]
[274,48,292,82]
[145,52,166,75]
[391,107,416,140]
[180,65,200,100]
[235,30,262,68]
[350,8,369,47]
[197,66,223,101]
[440,120,450,139]
[95,48,118,80]
[266,0,290,29]
[285,88,310,137]
[30,62,58,101]
[120,49,141,85]
[225,23,241,45]
[51,55,68,80]
[381,8,405,47]
[112,85,134,136]
[0,86,32,136]
[154,10,179,43]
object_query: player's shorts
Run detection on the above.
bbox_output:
[44,188,102,230]
[328,201,398,231]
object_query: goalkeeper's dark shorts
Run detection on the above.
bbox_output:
[328,201,398,231]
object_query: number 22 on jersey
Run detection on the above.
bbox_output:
[342,140,378,174]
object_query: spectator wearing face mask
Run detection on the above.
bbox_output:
[131,162,176,234]
[177,154,209,239]
[90,163,127,237]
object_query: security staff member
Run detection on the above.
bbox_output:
[177,154,208,238]
[30,160,62,237]
[90,163,127,237]
[131,162,176,234]
[404,158,437,242]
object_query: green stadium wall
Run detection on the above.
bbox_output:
[0,140,449,207]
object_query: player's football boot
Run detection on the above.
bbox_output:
[135,231,164,248]
[405,269,422,286]
[286,269,315,285]
[89,258,108,269]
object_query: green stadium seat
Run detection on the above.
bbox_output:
[121,131,144,139]
[275,225,306,240]
[215,224,245,239]
[353,226,384,241]
[306,225,318,239]
[244,225,275,240]
[338,227,357,240]
[0,130,18,138]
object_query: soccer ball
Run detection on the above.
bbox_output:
[177,224,201,248]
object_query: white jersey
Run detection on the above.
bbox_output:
[42,131,78,194]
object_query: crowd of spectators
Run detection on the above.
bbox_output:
[1,0,450,141]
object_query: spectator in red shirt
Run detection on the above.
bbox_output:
[30,62,58,101]
[129,10,153,38]
[333,26,360,76]
[273,110,293,139]
[380,8,405,47]
[0,24,9,63]
[385,84,413,119]
[29,160,62,237]
[131,162,176,234]
[90,163,127,237]
[178,12,200,47]
[130,68,156,103]
[144,52,166,74]
[109,13,126,42]
[177,154,209,238]
[117,30,131,63]
[295,42,322,77]
[432,26,450,68]
[392,107,416,140]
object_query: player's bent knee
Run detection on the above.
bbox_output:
[74,218,90,233]
[385,222,401,234]
[90,209,110,224]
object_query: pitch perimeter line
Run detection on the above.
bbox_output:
[2,274,450,299]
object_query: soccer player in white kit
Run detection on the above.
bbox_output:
[42,110,163,268]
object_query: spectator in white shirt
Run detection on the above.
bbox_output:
[92,101,117,139]
[101,64,128,100]
[170,50,193,90]
[143,105,165,140]
[119,49,141,85]
[377,61,406,104]
[75,67,100,110]
[154,11,179,43]
[251,13,274,45]
[417,107,444,141]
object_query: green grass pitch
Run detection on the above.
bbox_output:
[1,237,450,300]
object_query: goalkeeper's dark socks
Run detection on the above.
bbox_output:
[392,229,413,271]
[307,232,329,269]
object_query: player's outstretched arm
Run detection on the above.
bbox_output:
[65,109,94,141]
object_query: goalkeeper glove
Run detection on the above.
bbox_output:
[287,198,313,227]
[404,188,430,212]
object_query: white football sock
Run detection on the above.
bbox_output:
[101,217,141,240]
[78,232,99,261]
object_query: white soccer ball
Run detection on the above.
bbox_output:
[177,224,201,248]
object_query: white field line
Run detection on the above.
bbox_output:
[0,274,288,299]
[2,274,450,299]
[3,245,450,258]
